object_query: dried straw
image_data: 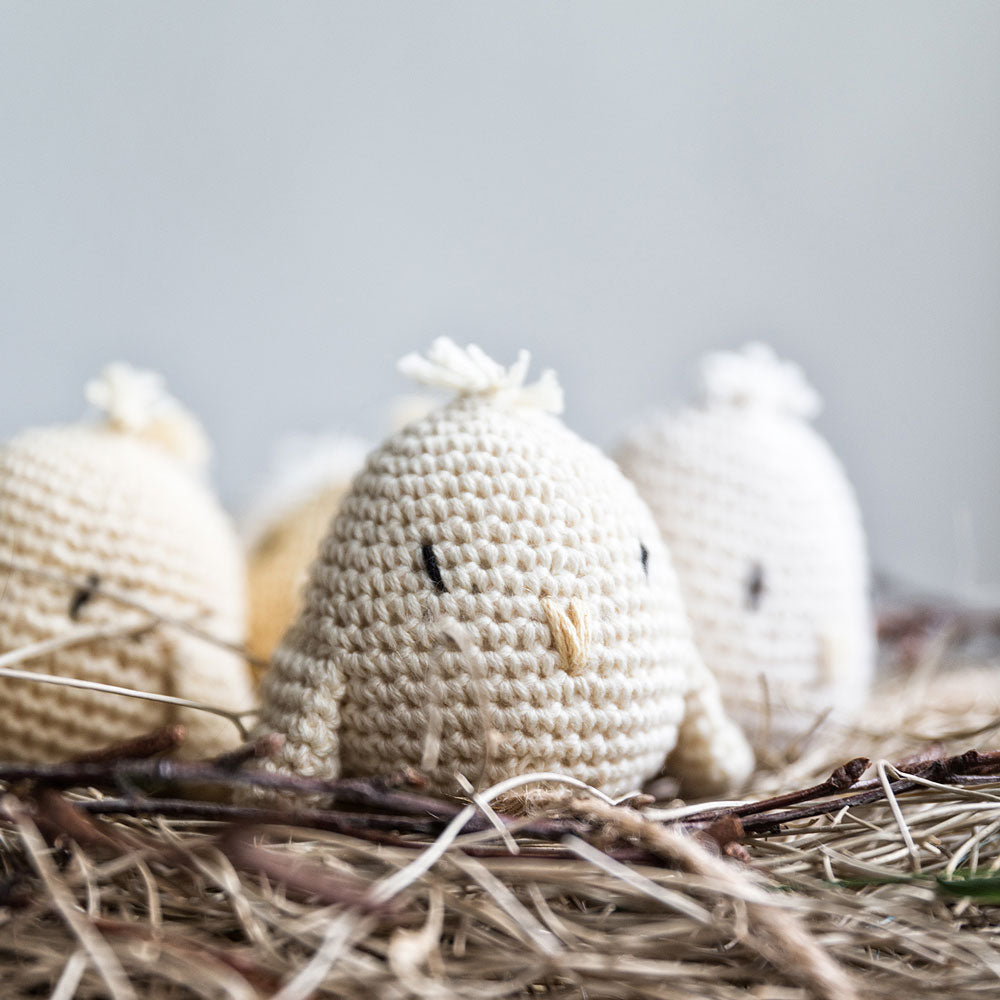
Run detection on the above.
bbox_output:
[0,571,999,998]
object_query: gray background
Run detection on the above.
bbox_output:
[1,2,997,598]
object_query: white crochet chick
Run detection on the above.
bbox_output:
[615,344,874,751]
[0,364,254,761]
[256,339,753,799]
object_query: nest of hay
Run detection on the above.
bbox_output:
[2,596,1000,999]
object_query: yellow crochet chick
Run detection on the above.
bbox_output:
[255,340,753,799]
[243,435,368,669]
[0,364,254,761]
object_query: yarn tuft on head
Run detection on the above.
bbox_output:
[398,338,563,414]
[85,363,211,468]
[698,343,821,420]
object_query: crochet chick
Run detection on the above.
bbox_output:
[0,364,254,761]
[255,339,753,799]
[615,344,874,751]
[242,401,437,669]
[243,434,369,669]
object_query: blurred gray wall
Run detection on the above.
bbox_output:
[1,1,998,598]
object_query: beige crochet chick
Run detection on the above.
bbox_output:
[256,340,753,799]
[0,364,254,761]
[616,344,874,751]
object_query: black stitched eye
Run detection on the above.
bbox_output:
[69,573,100,620]
[639,542,649,579]
[745,562,765,610]
[421,542,447,593]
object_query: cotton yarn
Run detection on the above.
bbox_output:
[0,364,254,761]
[615,344,874,750]
[256,339,753,799]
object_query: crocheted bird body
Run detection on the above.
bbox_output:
[616,345,874,750]
[0,367,254,761]
[257,341,753,798]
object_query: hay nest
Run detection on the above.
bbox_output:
[1,591,1000,999]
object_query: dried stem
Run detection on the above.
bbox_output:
[217,827,407,917]
[0,661,252,740]
[4,740,1000,858]
[0,621,157,670]
[69,725,187,765]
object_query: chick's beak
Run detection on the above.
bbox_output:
[542,598,592,675]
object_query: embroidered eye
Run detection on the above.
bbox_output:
[745,562,766,610]
[421,542,448,593]
[69,573,101,620]
[639,541,649,579]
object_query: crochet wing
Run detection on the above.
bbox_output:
[253,617,344,785]
[665,654,755,797]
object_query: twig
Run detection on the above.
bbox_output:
[33,788,124,855]
[80,796,448,836]
[70,725,187,765]
[75,796,612,850]
[685,757,871,825]
[682,750,1000,836]
[0,757,466,818]
[6,733,1000,874]
[0,621,156,670]
[0,662,251,739]
[212,733,284,771]
[217,827,406,917]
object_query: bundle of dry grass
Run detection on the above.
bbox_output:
[1,578,1000,999]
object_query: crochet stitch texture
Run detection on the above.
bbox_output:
[0,365,254,760]
[615,344,874,749]
[256,340,753,798]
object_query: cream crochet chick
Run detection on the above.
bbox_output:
[615,344,874,751]
[0,364,254,761]
[256,340,753,799]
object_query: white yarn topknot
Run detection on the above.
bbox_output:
[85,363,210,467]
[398,338,564,414]
[698,343,821,420]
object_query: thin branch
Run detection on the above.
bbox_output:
[75,796,596,844]
[0,662,250,739]
[217,827,407,917]
[70,726,187,765]
[681,750,1000,835]
[0,621,156,670]
[212,733,284,772]
[0,756,468,819]
[5,734,1000,870]
[685,757,871,825]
